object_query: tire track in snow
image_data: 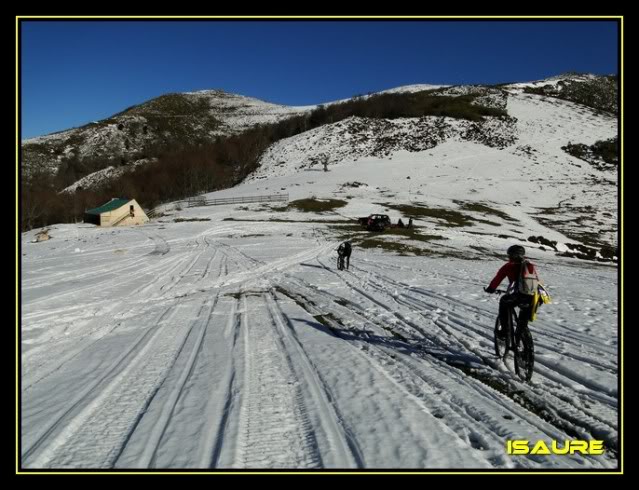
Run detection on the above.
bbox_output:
[25,298,207,469]
[276,277,614,469]
[193,240,617,465]
[363,268,617,377]
[130,294,220,468]
[23,245,190,309]
[273,281,504,468]
[357,265,619,404]
[22,304,178,467]
[22,253,149,289]
[352,262,617,379]
[23,249,201,390]
[199,240,335,291]
[356,260,618,358]
[197,293,244,468]
[22,249,188,324]
[232,293,323,469]
[113,252,239,468]
[265,290,363,468]
[331,262,619,455]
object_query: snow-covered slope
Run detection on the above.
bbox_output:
[249,114,517,180]
[21,147,619,470]
[21,204,619,469]
[20,76,620,470]
[183,89,314,133]
[61,158,158,194]
[504,72,601,91]
[244,89,617,251]
[378,83,450,94]
[21,90,315,178]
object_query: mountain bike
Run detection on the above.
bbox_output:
[492,289,535,382]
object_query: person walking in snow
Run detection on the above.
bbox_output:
[337,241,352,270]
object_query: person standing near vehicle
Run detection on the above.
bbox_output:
[484,245,540,335]
[337,241,352,270]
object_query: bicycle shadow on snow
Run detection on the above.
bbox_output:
[291,317,485,371]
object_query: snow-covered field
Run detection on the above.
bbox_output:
[21,211,618,470]
[20,85,619,470]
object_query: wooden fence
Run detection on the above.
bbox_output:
[185,193,289,208]
[145,193,289,219]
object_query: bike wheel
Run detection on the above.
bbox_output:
[494,316,508,358]
[514,323,535,382]
[337,256,343,270]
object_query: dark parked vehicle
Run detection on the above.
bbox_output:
[358,214,391,232]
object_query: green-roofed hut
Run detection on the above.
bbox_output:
[84,198,149,227]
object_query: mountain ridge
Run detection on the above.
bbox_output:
[21,73,619,255]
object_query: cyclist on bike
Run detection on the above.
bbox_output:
[337,241,352,270]
[484,245,540,337]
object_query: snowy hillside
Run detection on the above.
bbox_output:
[246,88,617,252]
[23,75,617,214]
[20,75,619,470]
[183,89,314,133]
[22,90,314,178]
[61,158,158,194]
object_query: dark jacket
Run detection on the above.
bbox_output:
[338,242,352,256]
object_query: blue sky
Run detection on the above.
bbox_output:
[20,20,619,139]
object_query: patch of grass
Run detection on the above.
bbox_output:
[380,203,474,227]
[474,219,503,227]
[522,75,617,115]
[223,217,348,224]
[173,217,211,222]
[531,209,617,262]
[528,235,558,249]
[534,206,613,250]
[454,200,518,222]
[286,198,348,213]
[353,238,436,256]
[469,245,504,259]
[562,137,618,169]
[347,236,478,260]
[328,223,447,245]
